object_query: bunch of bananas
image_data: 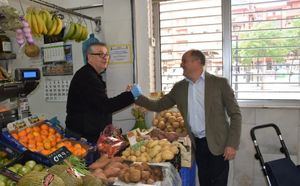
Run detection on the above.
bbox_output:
[25,8,63,37]
[63,22,88,42]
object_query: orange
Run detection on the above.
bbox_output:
[50,140,56,147]
[11,132,19,140]
[33,131,40,137]
[74,143,82,149]
[41,149,50,155]
[18,130,27,137]
[56,142,65,148]
[55,133,62,138]
[19,136,28,143]
[40,124,49,130]
[36,142,44,147]
[35,136,42,142]
[80,148,87,155]
[28,143,36,149]
[41,135,47,140]
[36,145,44,152]
[40,130,48,136]
[43,142,52,150]
[63,141,72,147]
[28,139,36,145]
[48,128,56,134]
[25,127,32,133]
[32,126,40,132]
[48,135,56,142]
[27,133,35,140]
[56,137,62,143]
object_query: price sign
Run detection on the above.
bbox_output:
[48,146,71,165]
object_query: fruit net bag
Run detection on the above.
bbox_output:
[96,124,127,157]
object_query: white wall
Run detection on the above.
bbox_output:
[8,0,104,125]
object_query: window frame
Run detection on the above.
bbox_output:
[153,0,300,107]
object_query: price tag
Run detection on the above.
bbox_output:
[47,146,71,165]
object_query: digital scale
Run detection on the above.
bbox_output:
[15,68,40,81]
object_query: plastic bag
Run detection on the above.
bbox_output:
[82,33,100,65]
[97,124,127,157]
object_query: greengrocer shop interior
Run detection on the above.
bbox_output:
[2,0,300,185]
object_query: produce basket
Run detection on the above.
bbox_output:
[0,150,47,185]
[0,141,21,169]
[1,119,64,155]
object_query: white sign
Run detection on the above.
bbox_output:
[108,44,132,64]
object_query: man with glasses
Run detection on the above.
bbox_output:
[65,42,141,143]
[134,49,241,186]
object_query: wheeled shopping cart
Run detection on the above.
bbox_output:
[250,123,300,186]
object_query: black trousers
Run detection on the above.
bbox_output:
[195,137,229,186]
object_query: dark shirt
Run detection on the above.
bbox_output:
[66,64,134,143]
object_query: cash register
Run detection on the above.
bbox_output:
[0,68,40,129]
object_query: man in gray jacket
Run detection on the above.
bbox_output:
[134,49,242,186]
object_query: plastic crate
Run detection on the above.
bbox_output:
[0,140,22,168]
[180,161,196,186]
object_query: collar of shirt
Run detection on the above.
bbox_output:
[185,71,205,84]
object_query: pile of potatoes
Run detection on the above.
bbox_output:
[121,139,179,163]
[152,110,188,136]
[119,162,163,184]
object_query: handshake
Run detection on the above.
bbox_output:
[127,84,142,100]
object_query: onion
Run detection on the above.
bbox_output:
[27,37,34,44]
[24,32,32,38]
[16,29,23,34]
[22,20,29,27]
[17,38,25,45]
[23,27,31,34]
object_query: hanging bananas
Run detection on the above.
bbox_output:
[63,22,88,42]
[24,8,64,36]
[24,7,88,42]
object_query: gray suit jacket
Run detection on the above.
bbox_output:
[135,72,242,155]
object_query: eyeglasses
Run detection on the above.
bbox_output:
[89,52,110,58]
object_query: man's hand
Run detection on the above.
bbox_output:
[131,84,142,99]
[223,146,236,160]
[126,84,133,92]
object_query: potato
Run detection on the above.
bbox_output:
[176,116,183,121]
[89,156,111,169]
[153,153,162,163]
[158,121,166,130]
[162,150,174,160]
[129,167,141,183]
[122,149,130,157]
[104,167,121,177]
[129,155,137,162]
[158,139,169,145]
[164,112,171,118]
[140,155,148,162]
[148,140,159,148]
[152,118,159,126]
[136,157,142,162]
[141,171,151,181]
[168,116,176,123]
[140,146,146,152]
[105,162,126,170]
[134,150,141,157]
[176,128,183,133]
[170,145,179,154]
[172,121,180,128]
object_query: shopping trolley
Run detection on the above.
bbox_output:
[250,123,300,186]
